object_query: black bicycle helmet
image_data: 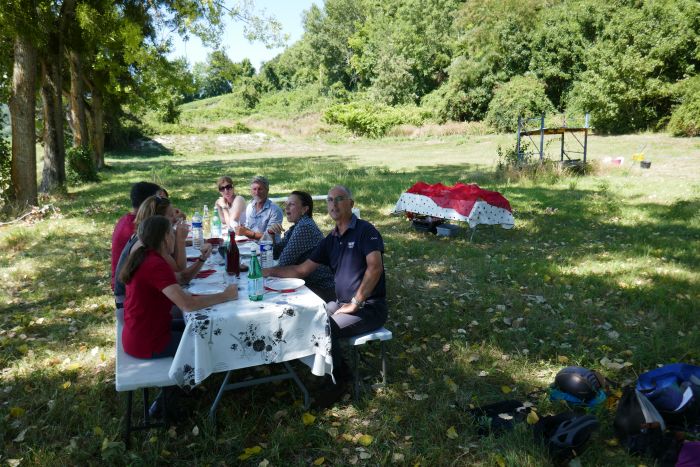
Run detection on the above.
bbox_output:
[554,367,604,402]
[535,412,599,462]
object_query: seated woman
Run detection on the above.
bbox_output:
[114,195,211,320]
[119,215,237,359]
[270,191,335,302]
[214,176,247,231]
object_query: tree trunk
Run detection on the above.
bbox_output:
[68,49,88,150]
[85,80,105,169]
[39,54,65,192]
[9,35,38,206]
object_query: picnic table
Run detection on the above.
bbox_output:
[168,245,333,418]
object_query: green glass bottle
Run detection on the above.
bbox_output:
[247,250,264,301]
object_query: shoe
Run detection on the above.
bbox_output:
[148,394,164,419]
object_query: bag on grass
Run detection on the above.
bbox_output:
[614,387,685,464]
[636,363,700,431]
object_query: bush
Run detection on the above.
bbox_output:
[486,76,555,133]
[667,77,700,137]
[66,146,98,185]
[0,137,10,203]
[323,101,429,137]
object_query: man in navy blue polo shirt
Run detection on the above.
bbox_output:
[263,185,387,406]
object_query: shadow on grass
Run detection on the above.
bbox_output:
[2,149,699,464]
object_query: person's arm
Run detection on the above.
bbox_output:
[231,195,246,226]
[176,243,212,284]
[162,283,238,312]
[215,197,230,228]
[172,221,189,271]
[335,250,383,314]
[263,258,319,279]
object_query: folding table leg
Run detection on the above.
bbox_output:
[124,391,134,448]
[380,341,388,386]
[209,370,233,422]
[283,361,310,409]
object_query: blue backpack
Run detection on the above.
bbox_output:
[636,363,700,430]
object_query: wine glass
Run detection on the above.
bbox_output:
[218,245,227,265]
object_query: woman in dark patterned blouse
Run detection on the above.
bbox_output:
[270,191,336,302]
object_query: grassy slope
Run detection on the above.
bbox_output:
[1,131,699,465]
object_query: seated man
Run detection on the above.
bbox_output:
[236,175,283,240]
[263,185,387,407]
[111,181,162,290]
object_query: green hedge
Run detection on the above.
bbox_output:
[323,101,430,137]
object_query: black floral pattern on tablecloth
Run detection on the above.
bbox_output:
[229,322,280,362]
[191,312,222,342]
[181,363,196,391]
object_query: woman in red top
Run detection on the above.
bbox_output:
[120,215,238,359]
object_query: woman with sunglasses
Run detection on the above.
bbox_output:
[119,215,237,359]
[215,176,247,231]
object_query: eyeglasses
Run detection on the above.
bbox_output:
[326,195,349,204]
[219,184,233,192]
[155,195,168,205]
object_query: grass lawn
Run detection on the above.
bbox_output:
[1,132,699,465]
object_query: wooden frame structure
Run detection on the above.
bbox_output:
[516,113,590,164]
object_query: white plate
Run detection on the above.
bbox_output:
[235,235,251,242]
[265,277,305,292]
[188,283,225,295]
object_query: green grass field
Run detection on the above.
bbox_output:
[1,132,699,465]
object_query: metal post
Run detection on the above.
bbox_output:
[539,114,545,162]
[516,116,522,163]
[583,113,589,163]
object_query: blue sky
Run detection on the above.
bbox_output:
[167,0,321,72]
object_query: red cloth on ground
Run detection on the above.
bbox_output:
[111,213,136,290]
[406,182,512,216]
[122,251,177,358]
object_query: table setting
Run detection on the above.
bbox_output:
[169,243,333,414]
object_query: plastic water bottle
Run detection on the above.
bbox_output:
[192,211,203,249]
[211,211,222,239]
[202,205,210,239]
[247,250,264,301]
[259,230,274,268]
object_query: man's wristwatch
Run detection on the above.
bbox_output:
[351,296,365,308]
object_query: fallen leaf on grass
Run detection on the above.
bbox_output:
[527,411,539,425]
[258,460,270,467]
[446,426,458,439]
[498,413,513,420]
[13,427,29,442]
[302,412,316,425]
[191,425,199,436]
[327,427,339,437]
[392,453,405,463]
[501,385,512,394]
[359,452,371,459]
[9,407,25,417]
[62,381,71,389]
[605,438,619,447]
[238,446,262,460]
[358,434,374,446]
[6,460,22,467]
[558,356,569,364]
[313,457,325,465]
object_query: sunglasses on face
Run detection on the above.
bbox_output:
[219,184,233,192]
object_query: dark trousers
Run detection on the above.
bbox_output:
[148,319,186,359]
[326,300,387,381]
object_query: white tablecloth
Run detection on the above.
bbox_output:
[169,249,333,390]
[392,193,515,229]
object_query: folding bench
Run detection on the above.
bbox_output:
[344,327,392,400]
[115,322,175,447]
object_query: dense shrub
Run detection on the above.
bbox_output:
[0,137,10,203]
[668,77,700,137]
[234,79,261,110]
[486,76,555,133]
[66,146,98,185]
[323,101,429,137]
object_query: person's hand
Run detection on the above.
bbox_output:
[223,284,238,301]
[336,303,358,314]
[236,225,255,239]
[268,223,283,235]
[199,243,212,258]
[215,197,225,209]
[173,208,186,221]
[175,221,189,241]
